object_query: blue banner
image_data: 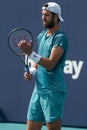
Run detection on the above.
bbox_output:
[0,0,87,127]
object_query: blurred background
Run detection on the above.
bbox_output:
[0,0,87,128]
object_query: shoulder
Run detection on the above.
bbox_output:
[37,30,47,40]
[53,30,68,50]
[54,30,68,41]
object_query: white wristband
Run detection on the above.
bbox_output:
[29,51,41,63]
[29,67,37,77]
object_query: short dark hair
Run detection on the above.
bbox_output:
[42,3,48,8]
[51,12,60,23]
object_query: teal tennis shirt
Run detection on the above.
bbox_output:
[35,30,68,94]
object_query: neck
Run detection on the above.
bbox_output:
[47,24,59,35]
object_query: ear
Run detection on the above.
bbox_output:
[54,14,59,23]
[55,14,59,20]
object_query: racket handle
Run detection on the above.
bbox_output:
[25,66,30,74]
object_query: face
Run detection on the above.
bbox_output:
[42,10,55,28]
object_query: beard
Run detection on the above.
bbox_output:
[43,18,55,29]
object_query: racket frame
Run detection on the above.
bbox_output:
[8,28,34,74]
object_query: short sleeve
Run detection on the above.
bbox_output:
[52,34,68,51]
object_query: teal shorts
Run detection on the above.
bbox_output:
[27,89,66,122]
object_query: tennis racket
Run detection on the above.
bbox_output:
[8,28,34,74]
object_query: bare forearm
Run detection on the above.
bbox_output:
[38,57,55,71]
[37,47,64,70]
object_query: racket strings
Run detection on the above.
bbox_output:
[9,30,32,55]
[8,28,34,72]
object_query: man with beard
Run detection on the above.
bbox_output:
[18,2,68,130]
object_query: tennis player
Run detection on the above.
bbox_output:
[18,2,68,130]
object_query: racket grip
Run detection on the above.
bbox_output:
[25,66,30,74]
